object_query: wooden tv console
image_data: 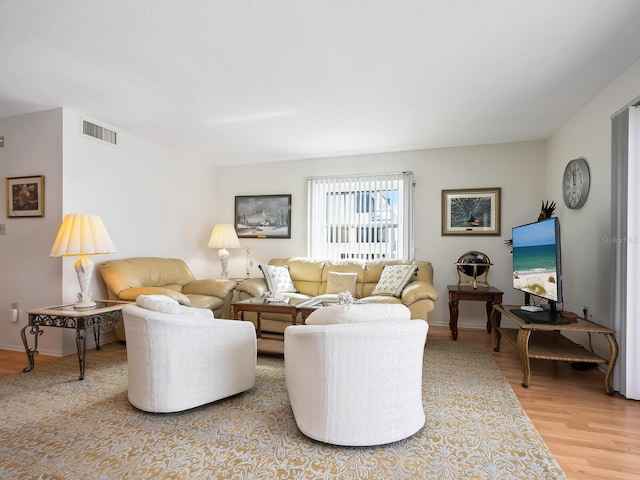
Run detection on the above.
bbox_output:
[490,305,618,395]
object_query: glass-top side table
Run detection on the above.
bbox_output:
[22,300,129,380]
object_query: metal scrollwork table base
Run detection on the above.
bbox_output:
[22,301,127,380]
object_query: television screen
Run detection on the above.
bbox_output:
[512,218,563,319]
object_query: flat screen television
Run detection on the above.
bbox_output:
[511,217,568,324]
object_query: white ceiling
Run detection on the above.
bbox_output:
[1,0,640,166]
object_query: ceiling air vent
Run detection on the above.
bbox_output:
[81,119,118,146]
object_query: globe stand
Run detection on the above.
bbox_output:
[455,251,493,289]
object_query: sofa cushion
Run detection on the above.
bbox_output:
[305,303,411,325]
[259,264,296,293]
[371,264,418,297]
[325,272,358,295]
[136,295,213,318]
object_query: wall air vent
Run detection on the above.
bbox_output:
[81,119,118,146]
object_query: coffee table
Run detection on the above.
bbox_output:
[231,297,312,355]
[297,297,341,322]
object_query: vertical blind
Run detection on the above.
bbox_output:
[307,171,414,260]
[610,102,640,400]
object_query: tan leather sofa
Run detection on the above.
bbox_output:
[100,257,236,341]
[236,257,438,333]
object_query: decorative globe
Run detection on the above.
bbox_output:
[456,251,491,278]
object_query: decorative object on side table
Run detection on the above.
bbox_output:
[50,213,117,310]
[456,251,492,289]
[265,291,289,303]
[442,187,501,235]
[245,248,253,277]
[337,291,354,305]
[208,223,241,278]
[6,175,45,217]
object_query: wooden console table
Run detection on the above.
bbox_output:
[490,304,618,395]
[447,285,503,340]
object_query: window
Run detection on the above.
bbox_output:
[307,172,414,260]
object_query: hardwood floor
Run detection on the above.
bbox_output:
[0,349,59,376]
[427,325,640,480]
[1,326,639,479]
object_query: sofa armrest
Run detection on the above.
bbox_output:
[183,279,236,299]
[401,281,439,305]
[117,287,191,305]
[236,278,268,298]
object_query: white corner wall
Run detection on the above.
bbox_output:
[0,109,64,353]
[0,109,220,355]
[547,58,640,356]
[215,140,548,327]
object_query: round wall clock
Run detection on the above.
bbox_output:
[562,158,590,209]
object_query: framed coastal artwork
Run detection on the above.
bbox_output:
[6,175,45,218]
[442,187,501,235]
[234,194,292,238]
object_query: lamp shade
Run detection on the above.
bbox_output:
[207,224,240,249]
[50,214,116,310]
[50,214,117,257]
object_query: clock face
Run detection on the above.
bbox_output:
[562,158,590,209]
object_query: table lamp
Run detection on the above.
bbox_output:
[208,224,240,278]
[50,213,117,310]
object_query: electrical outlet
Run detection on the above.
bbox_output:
[0,224,5,235]
[583,306,595,321]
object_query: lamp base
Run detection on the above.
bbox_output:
[74,254,96,310]
[73,299,97,311]
[218,248,230,278]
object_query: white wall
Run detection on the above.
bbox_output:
[0,109,220,354]
[61,110,221,296]
[0,109,64,354]
[547,58,640,357]
[215,140,548,327]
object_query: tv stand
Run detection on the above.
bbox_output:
[490,305,619,395]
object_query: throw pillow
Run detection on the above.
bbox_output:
[136,295,213,318]
[325,271,358,295]
[371,264,418,297]
[305,303,411,325]
[258,264,296,293]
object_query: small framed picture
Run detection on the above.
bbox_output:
[6,175,45,218]
[235,194,291,238]
[442,187,501,235]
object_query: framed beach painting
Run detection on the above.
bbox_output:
[6,175,45,218]
[442,187,501,235]
[235,194,291,238]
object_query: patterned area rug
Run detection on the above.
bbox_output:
[0,340,565,479]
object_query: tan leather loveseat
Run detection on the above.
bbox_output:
[236,257,438,334]
[100,257,236,341]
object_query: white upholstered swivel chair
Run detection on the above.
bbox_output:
[122,296,256,413]
[284,304,428,446]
